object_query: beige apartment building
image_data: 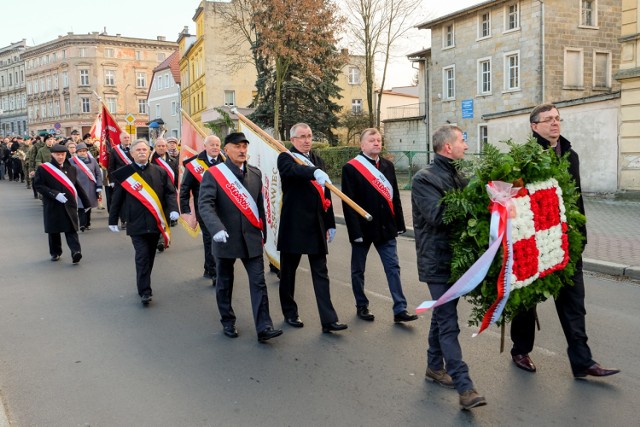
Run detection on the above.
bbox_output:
[0,40,28,137]
[24,32,176,138]
[616,0,640,190]
[180,0,257,130]
[409,0,623,192]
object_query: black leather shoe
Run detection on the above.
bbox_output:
[258,327,283,342]
[223,325,238,338]
[322,322,348,333]
[72,252,82,264]
[394,311,418,322]
[51,255,61,262]
[574,363,620,379]
[141,293,152,305]
[512,354,536,372]
[357,306,375,321]
[157,242,165,252]
[286,317,304,328]
[203,270,213,279]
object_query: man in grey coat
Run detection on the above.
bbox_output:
[198,132,282,343]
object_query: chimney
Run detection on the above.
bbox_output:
[157,36,166,41]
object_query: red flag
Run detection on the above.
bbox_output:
[177,113,205,237]
[98,104,124,168]
[89,112,102,141]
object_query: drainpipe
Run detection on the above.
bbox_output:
[538,0,545,103]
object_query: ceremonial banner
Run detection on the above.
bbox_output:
[178,113,205,237]
[98,104,123,169]
[239,120,282,269]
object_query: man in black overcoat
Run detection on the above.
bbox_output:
[108,139,179,305]
[34,144,90,263]
[277,123,346,334]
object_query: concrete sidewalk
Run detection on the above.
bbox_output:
[333,189,640,280]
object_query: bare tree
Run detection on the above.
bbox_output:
[343,0,423,129]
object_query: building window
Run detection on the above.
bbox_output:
[81,97,91,113]
[155,104,161,119]
[64,98,70,114]
[352,99,362,114]
[580,0,597,27]
[163,74,169,88]
[479,125,488,150]
[478,12,491,39]
[62,50,66,59]
[477,58,491,95]
[62,72,69,88]
[53,74,58,90]
[135,50,142,60]
[106,97,117,113]
[564,48,584,88]
[138,99,147,114]
[504,51,520,90]
[224,90,236,106]
[348,67,360,85]
[593,51,611,88]
[33,80,39,93]
[443,65,455,100]
[26,81,31,94]
[136,72,146,88]
[105,48,115,58]
[54,100,60,116]
[80,69,90,86]
[105,70,115,86]
[158,52,166,62]
[46,76,51,91]
[443,23,455,48]
[171,101,178,116]
[505,2,520,32]
[79,47,86,58]
[41,103,46,118]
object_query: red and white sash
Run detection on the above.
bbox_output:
[41,162,78,201]
[70,156,97,183]
[114,145,132,165]
[290,152,331,212]
[153,155,175,183]
[120,172,171,247]
[209,163,263,231]
[185,157,209,183]
[348,155,395,216]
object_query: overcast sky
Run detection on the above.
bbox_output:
[1,0,483,87]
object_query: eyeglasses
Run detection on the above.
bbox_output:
[534,116,562,124]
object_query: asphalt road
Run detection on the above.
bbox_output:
[0,183,638,426]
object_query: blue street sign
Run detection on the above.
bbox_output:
[461,99,474,119]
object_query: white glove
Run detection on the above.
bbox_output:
[213,230,229,243]
[169,211,179,221]
[327,228,336,243]
[353,237,364,243]
[55,193,68,203]
[313,169,331,187]
[96,188,102,193]
[108,182,114,187]
[84,208,91,213]
[109,225,120,232]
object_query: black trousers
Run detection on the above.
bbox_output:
[198,216,216,277]
[279,252,338,325]
[48,232,81,256]
[78,208,92,228]
[510,258,595,374]
[216,255,273,333]
[131,233,160,297]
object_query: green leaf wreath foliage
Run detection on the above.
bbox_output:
[442,138,586,326]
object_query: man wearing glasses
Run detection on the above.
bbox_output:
[510,103,620,379]
[277,123,347,334]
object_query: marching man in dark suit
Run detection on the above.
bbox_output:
[198,132,282,342]
[108,139,179,305]
[277,123,346,334]
[151,137,179,189]
[180,135,223,283]
[341,128,418,323]
[106,132,133,225]
[34,143,91,263]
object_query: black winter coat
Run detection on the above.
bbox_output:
[34,158,91,233]
[411,154,467,283]
[108,163,178,235]
[179,150,221,219]
[277,148,335,255]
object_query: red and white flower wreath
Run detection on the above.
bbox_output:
[510,178,570,290]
